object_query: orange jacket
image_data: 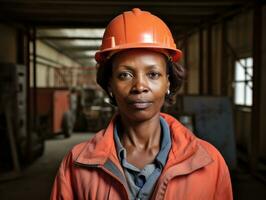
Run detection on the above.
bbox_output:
[51,113,233,200]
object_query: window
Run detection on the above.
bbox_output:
[234,57,253,106]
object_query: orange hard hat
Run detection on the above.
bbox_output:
[95,8,182,63]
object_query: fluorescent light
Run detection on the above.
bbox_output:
[83,50,98,56]
[61,29,105,37]
[70,39,102,46]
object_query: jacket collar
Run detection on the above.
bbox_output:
[160,113,213,172]
[74,113,213,173]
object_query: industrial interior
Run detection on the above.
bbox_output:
[0,0,265,199]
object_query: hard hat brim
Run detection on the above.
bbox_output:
[95,44,182,63]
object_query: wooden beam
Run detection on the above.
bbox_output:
[251,0,262,173]
[183,37,189,94]
[221,20,228,95]
[207,25,213,95]
[199,28,204,94]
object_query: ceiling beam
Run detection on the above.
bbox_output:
[42,40,85,65]
[0,0,246,7]
[60,46,100,51]
[1,13,203,24]
[0,5,237,16]
[75,55,95,59]
[37,36,102,40]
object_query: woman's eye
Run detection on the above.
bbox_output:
[148,72,161,79]
[118,72,133,80]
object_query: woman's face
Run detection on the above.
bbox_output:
[109,49,170,122]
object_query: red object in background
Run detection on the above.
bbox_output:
[53,90,69,133]
[31,88,70,135]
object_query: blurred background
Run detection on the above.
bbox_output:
[0,0,265,199]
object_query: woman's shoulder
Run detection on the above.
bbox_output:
[197,139,223,158]
[196,138,229,171]
[162,113,228,166]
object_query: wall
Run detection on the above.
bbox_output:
[186,34,199,94]
[227,10,253,161]
[0,24,17,63]
[0,25,81,88]
[259,5,266,164]
[178,5,266,170]
[30,40,81,87]
[211,23,223,95]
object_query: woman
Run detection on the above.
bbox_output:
[51,8,233,200]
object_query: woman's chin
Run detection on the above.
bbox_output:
[119,109,160,123]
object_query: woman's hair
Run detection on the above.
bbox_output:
[96,54,185,106]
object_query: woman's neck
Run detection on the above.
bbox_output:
[118,113,161,151]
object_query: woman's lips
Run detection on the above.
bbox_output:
[128,100,152,109]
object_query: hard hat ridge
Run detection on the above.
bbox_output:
[95,8,182,63]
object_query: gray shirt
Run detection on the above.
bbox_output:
[114,116,171,200]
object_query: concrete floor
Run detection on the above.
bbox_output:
[0,133,93,200]
[0,133,265,200]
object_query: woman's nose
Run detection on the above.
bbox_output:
[130,75,149,94]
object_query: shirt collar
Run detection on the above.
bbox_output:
[114,118,126,161]
[156,116,172,167]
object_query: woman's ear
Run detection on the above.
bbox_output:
[107,86,113,98]
[167,77,170,92]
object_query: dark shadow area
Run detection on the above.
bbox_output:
[232,163,266,199]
